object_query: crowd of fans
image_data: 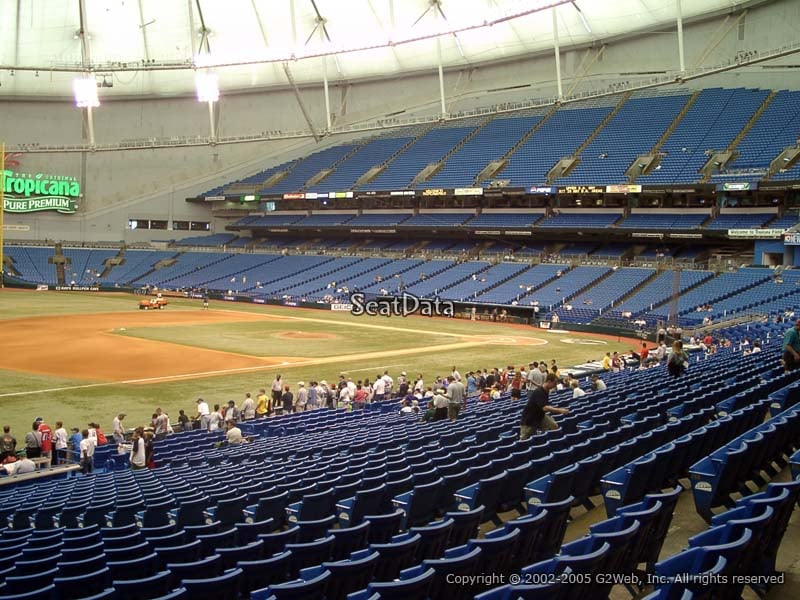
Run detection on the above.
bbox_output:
[1,318,781,478]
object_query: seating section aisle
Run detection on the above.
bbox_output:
[606,270,714,321]
[638,88,770,184]
[724,90,800,171]
[361,126,476,191]
[62,249,118,285]
[262,145,358,195]
[99,251,177,286]
[553,268,655,323]
[419,113,542,189]
[558,91,691,185]
[494,101,616,187]
[309,135,414,193]
[4,246,58,285]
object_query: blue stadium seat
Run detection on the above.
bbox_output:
[306,552,379,600]
[402,544,482,600]
[251,568,330,600]
[391,478,444,529]
[237,550,292,596]
[329,521,371,561]
[167,554,223,586]
[469,527,520,580]
[349,566,434,600]
[258,526,300,557]
[366,531,422,581]
[409,517,453,560]
[113,571,174,600]
[285,535,335,576]
[182,567,243,600]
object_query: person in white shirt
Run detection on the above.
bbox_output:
[414,375,424,393]
[225,420,246,444]
[208,405,223,431]
[373,377,387,401]
[53,421,68,465]
[571,380,586,399]
[196,398,210,430]
[338,385,352,410]
[79,429,96,474]
[129,427,147,470]
[241,393,256,420]
[12,457,37,475]
[112,413,126,445]
[296,383,309,412]
[451,367,462,382]
[381,371,393,393]
[346,378,356,398]
[591,375,607,391]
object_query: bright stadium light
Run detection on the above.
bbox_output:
[73,77,99,108]
[195,72,219,103]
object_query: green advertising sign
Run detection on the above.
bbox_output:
[3,170,80,214]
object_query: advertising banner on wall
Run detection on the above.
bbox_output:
[3,170,80,214]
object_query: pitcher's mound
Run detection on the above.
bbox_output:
[274,331,338,340]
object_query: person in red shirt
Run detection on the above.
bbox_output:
[34,417,52,459]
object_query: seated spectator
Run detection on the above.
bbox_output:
[571,380,586,399]
[225,420,246,444]
[591,374,607,391]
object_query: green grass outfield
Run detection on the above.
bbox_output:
[0,290,637,438]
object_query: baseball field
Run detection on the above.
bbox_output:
[0,289,639,437]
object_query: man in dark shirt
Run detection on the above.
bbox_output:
[520,373,569,439]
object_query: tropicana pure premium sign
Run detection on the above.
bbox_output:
[3,170,80,214]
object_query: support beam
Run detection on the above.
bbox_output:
[77,0,96,148]
[207,101,216,140]
[137,0,151,62]
[322,56,332,132]
[86,106,96,147]
[552,7,563,99]
[187,0,198,56]
[676,0,685,73]
[283,62,320,142]
[437,36,447,118]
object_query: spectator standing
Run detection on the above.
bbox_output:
[80,429,96,474]
[241,393,255,420]
[432,388,449,421]
[112,413,126,444]
[68,428,82,462]
[446,376,466,421]
[783,319,800,372]
[255,389,269,418]
[154,408,169,438]
[1,426,16,462]
[53,422,68,464]
[282,385,294,415]
[35,418,53,459]
[208,405,224,431]
[353,384,367,410]
[177,410,190,431]
[372,376,386,401]
[307,381,319,409]
[130,428,147,470]
[271,375,283,409]
[196,398,211,429]
[226,400,241,423]
[296,383,309,412]
[667,340,689,377]
[25,422,42,459]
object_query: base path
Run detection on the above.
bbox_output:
[0,310,297,382]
